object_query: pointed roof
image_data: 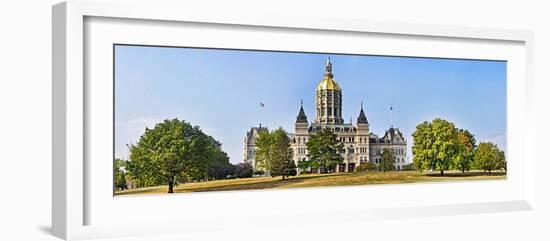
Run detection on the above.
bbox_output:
[357,102,368,124]
[296,99,308,123]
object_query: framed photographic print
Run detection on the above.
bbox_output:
[52,0,535,240]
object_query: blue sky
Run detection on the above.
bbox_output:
[114,45,507,164]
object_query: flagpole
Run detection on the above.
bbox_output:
[390,105,393,128]
[259,101,264,128]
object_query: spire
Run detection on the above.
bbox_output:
[324,57,333,77]
[357,101,368,124]
[296,99,308,123]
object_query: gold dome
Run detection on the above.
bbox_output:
[316,57,341,91]
[317,76,341,91]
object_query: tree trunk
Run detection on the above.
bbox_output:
[168,179,174,193]
[282,175,286,180]
[440,170,444,176]
[462,169,465,173]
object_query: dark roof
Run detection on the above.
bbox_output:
[296,102,308,123]
[357,103,368,124]
[246,126,268,141]
[382,127,406,144]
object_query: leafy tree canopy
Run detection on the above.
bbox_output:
[256,127,296,180]
[114,158,127,190]
[455,129,476,173]
[306,128,344,173]
[380,148,395,172]
[126,119,228,193]
[234,163,254,178]
[474,142,505,173]
[412,118,459,176]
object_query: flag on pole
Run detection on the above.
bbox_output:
[260,102,265,107]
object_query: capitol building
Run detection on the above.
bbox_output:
[243,58,407,173]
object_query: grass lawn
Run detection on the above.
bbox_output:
[114,171,506,196]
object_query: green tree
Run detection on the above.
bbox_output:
[203,140,232,180]
[499,150,507,172]
[412,118,459,176]
[380,148,395,172]
[268,128,296,180]
[113,158,127,190]
[283,161,298,177]
[126,119,224,193]
[256,127,296,180]
[234,163,254,178]
[255,128,273,172]
[306,128,344,173]
[412,121,433,172]
[297,159,313,173]
[206,151,233,180]
[455,129,476,173]
[474,142,505,173]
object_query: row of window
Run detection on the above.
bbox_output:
[311,126,354,132]
[319,108,342,116]
[317,92,341,97]
[337,136,355,143]
[296,147,307,155]
[292,146,368,155]
[373,157,406,163]
[373,148,406,156]
[292,136,369,144]
[293,137,308,144]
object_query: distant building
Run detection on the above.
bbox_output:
[243,125,268,171]
[243,58,407,172]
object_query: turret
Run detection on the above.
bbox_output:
[356,102,369,135]
[295,100,309,135]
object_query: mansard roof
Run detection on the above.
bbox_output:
[245,126,268,144]
[382,127,406,144]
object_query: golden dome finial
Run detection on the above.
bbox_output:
[317,57,341,91]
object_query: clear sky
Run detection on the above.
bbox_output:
[114,45,507,164]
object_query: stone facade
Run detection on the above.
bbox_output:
[243,58,407,172]
[243,125,268,171]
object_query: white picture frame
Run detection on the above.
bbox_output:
[52,0,535,240]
